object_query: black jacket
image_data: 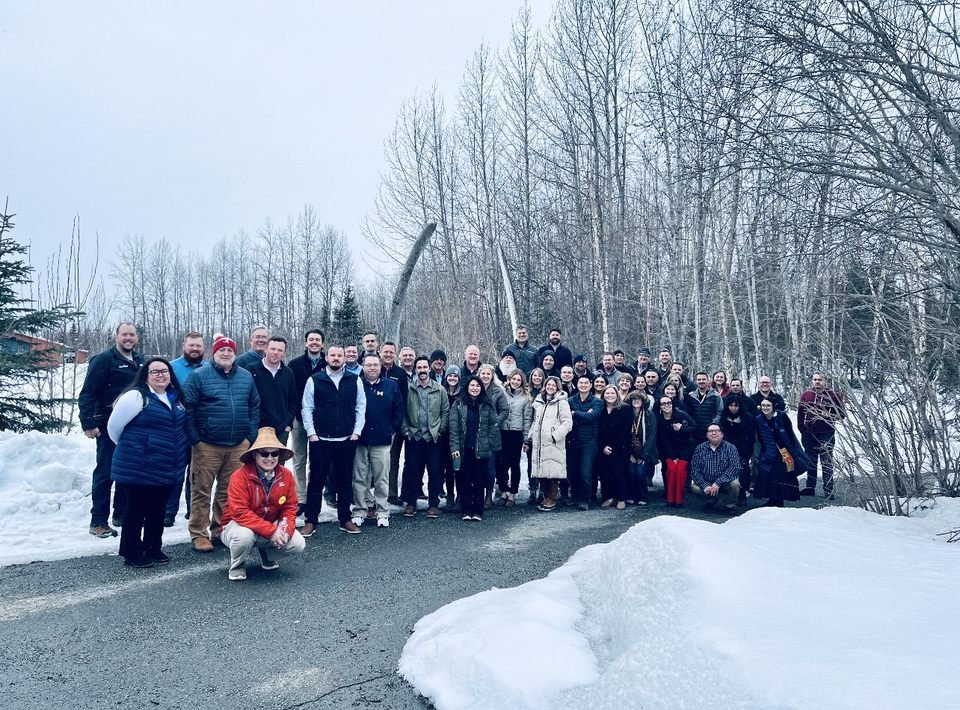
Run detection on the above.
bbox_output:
[288,350,326,421]
[78,348,144,430]
[248,360,300,433]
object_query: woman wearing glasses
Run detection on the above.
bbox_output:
[220,427,304,580]
[107,358,187,568]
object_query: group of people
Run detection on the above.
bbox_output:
[77,322,846,579]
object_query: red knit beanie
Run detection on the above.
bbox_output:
[211,336,237,355]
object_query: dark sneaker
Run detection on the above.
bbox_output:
[163,516,175,528]
[147,552,170,564]
[258,548,279,571]
[403,505,416,517]
[300,522,316,538]
[387,496,402,506]
[577,502,590,511]
[123,556,155,569]
[89,525,117,538]
[426,507,440,518]
[111,514,123,528]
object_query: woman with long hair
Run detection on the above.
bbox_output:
[495,371,532,506]
[596,385,632,509]
[755,398,811,507]
[525,376,572,511]
[655,394,696,507]
[449,376,501,521]
[525,367,546,502]
[616,372,634,399]
[593,374,608,397]
[712,370,731,398]
[624,390,657,505]
[442,366,462,511]
[528,367,546,400]
[107,357,187,568]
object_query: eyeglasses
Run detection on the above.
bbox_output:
[660,402,673,407]
[707,429,722,435]
[255,450,280,458]
[148,369,170,377]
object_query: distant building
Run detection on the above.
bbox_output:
[0,332,88,366]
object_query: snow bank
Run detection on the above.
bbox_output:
[0,430,337,567]
[400,502,960,710]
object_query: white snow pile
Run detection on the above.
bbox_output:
[0,430,337,567]
[400,502,960,710]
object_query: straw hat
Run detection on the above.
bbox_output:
[240,427,294,464]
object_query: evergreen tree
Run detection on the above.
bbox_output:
[331,285,363,347]
[0,209,77,432]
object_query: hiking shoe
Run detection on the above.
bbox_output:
[538,499,556,511]
[403,505,416,517]
[228,566,246,581]
[258,549,279,571]
[147,552,170,565]
[340,521,362,534]
[123,556,154,569]
[351,516,365,528]
[89,524,117,538]
[163,515,175,528]
[799,488,816,497]
[376,517,390,528]
[300,522,316,538]
[426,507,440,519]
[111,514,123,528]
[192,537,214,553]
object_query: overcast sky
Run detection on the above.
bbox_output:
[0,1,549,279]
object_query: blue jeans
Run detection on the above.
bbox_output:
[567,442,597,503]
[627,460,651,503]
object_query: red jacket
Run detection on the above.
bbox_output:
[221,463,298,539]
[797,388,845,434]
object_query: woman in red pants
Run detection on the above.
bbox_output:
[655,395,696,507]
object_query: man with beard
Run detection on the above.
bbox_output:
[288,329,326,514]
[301,345,366,536]
[594,352,620,384]
[183,336,260,552]
[537,328,573,370]
[634,348,654,376]
[79,321,144,537]
[401,356,450,518]
[495,350,517,383]
[797,372,845,499]
[236,325,269,370]
[573,354,590,380]
[656,348,674,381]
[165,330,208,525]
[504,324,538,374]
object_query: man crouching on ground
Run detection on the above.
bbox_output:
[221,427,305,581]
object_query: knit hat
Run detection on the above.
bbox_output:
[638,347,651,356]
[501,349,515,360]
[430,349,448,364]
[240,427,294,463]
[445,365,461,379]
[574,353,587,364]
[211,335,237,355]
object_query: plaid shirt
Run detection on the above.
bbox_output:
[690,440,741,488]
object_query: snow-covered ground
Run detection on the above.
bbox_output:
[0,430,337,567]
[400,501,960,710]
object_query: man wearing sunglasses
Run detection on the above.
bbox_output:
[220,428,305,581]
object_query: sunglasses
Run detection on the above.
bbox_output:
[255,450,281,458]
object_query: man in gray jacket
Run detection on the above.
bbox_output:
[182,335,260,552]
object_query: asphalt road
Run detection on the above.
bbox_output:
[0,493,824,710]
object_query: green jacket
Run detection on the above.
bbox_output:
[402,379,450,441]
[449,396,501,459]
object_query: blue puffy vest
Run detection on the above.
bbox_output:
[111,390,188,487]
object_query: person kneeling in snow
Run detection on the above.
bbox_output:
[220,428,305,581]
[689,424,741,513]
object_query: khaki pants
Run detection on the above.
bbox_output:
[188,441,247,541]
[692,480,741,509]
[290,419,309,503]
[352,444,391,517]
[221,520,306,570]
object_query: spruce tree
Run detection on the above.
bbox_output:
[331,285,363,347]
[0,209,76,432]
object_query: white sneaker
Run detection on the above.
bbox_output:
[228,566,246,581]
[351,516,364,527]
[376,517,389,528]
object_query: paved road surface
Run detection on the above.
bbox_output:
[0,494,824,709]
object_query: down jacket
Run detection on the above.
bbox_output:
[109,388,187,487]
[220,462,298,539]
[182,364,260,447]
[449,395,501,460]
[526,392,573,479]
[502,386,533,433]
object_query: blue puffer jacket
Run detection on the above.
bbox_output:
[182,364,260,446]
[359,377,405,446]
[111,390,188,487]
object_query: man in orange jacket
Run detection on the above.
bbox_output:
[220,428,306,581]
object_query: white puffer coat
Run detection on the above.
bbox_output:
[527,392,573,479]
